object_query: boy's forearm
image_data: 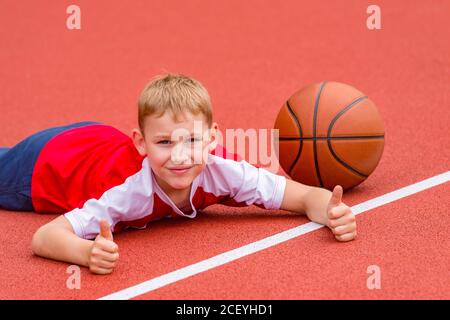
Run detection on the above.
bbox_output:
[281,179,356,242]
[32,226,93,267]
[281,179,331,225]
[303,186,333,225]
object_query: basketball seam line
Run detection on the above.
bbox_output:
[327,96,369,137]
[285,99,303,175]
[327,95,371,178]
[313,82,327,188]
[279,135,385,140]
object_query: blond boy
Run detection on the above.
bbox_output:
[0,74,356,274]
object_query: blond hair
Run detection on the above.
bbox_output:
[138,73,213,134]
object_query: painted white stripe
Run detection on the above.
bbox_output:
[98,170,450,300]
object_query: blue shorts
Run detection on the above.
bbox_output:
[0,121,99,211]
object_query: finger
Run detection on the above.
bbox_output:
[332,223,356,236]
[328,213,356,228]
[99,219,113,241]
[90,265,113,275]
[95,240,119,254]
[328,205,348,219]
[99,251,119,263]
[328,185,343,207]
[95,232,118,251]
[91,247,119,262]
[91,257,117,269]
[335,232,357,242]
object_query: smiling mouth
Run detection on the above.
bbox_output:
[168,166,193,174]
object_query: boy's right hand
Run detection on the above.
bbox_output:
[88,220,119,275]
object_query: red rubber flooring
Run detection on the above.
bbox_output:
[0,0,449,299]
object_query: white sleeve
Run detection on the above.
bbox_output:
[232,160,287,209]
[64,163,153,240]
[206,155,287,209]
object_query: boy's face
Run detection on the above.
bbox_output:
[132,111,218,199]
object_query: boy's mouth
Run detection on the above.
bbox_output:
[168,166,193,175]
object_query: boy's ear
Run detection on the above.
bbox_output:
[132,128,147,156]
[207,122,219,152]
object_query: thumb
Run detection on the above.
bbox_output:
[328,185,343,208]
[99,219,113,241]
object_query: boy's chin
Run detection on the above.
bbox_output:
[166,177,194,189]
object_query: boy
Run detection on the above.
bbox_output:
[0,74,356,275]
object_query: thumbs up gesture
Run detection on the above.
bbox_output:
[326,185,357,242]
[88,219,120,275]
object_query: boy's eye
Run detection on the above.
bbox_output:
[157,138,202,145]
[189,137,202,143]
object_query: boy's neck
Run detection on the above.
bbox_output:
[154,174,192,205]
[168,190,191,206]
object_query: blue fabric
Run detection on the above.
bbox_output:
[0,122,99,211]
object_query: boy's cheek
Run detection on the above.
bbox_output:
[185,146,209,165]
[147,148,170,163]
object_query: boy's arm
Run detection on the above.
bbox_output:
[30,165,152,273]
[31,215,93,267]
[31,216,119,274]
[280,179,357,241]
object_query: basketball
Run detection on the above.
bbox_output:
[274,81,385,191]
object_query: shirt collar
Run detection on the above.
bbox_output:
[149,163,202,218]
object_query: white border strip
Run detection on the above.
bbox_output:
[99,170,450,300]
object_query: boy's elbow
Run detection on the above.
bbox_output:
[31,215,75,256]
[31,226,46,256]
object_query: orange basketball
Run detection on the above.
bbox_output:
[274,81,385,191]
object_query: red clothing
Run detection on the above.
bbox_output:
[31,124,241,214]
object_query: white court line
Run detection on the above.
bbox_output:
[98,170,450,300]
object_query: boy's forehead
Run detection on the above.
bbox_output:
[144,112,208,136]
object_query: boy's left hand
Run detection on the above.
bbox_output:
[326,185,357,242]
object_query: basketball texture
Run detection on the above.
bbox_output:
[274,81,385,191]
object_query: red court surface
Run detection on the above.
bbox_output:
[0,0,449,299]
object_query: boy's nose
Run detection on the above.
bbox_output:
[171,142,190,164]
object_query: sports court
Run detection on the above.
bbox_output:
[0,0,449,299]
